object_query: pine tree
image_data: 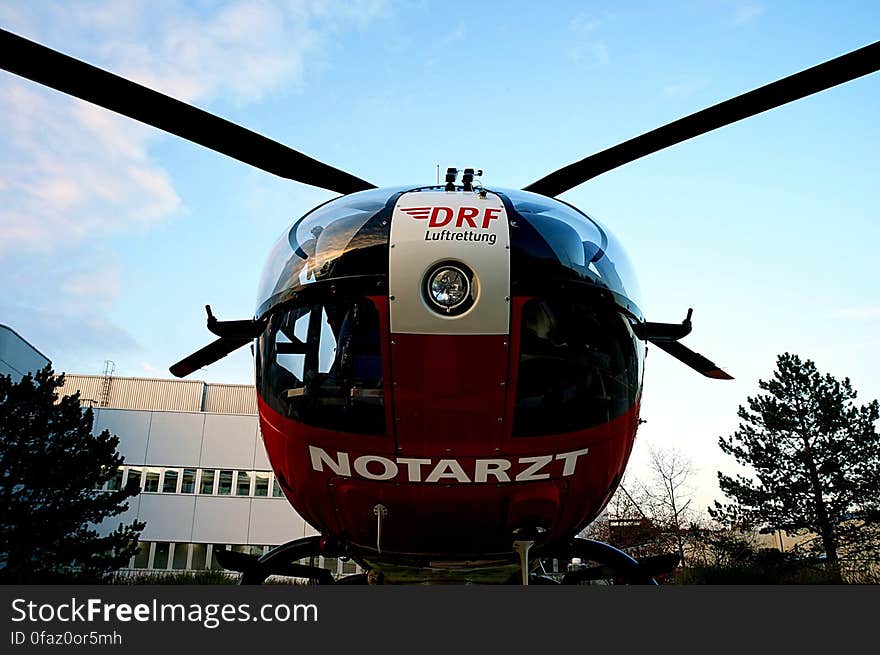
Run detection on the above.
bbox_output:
[0,366,144,582]
[710,353,880,582]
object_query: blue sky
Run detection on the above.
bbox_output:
[1,1,878,511]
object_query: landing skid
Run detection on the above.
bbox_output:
[548,538,672,585]
[214,536,352,585]
[214,536,678,585]
[511,537,679,584]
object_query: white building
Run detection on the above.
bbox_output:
[0,324,50,380]
[59,373,357,578]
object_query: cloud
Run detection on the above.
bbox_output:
[0,84,182,257]
[0,1,389,256]
[731,4,765,26]
[592,41,610,66]
[662,79,708,100]
[836,307,880,320]
[0,248,139,361]
[0,1,387,361]
[570,13,602,34]
[439,21,466,46]
[140,362,161,375]
[567,12,610,66]
[87,1,316,105]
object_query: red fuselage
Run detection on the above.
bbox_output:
[253,187,645,573]
[258,295,641,561]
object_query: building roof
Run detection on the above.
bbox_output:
[0,323,51,379]
[59,373,257,415]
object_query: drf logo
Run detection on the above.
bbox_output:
[401,206,501,229]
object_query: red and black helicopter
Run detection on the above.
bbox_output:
[2,29,878,584]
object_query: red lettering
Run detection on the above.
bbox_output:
[482,207,501,229]
[456,207,479,228]
[429,207,453,227]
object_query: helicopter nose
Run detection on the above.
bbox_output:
[388,190,512,454]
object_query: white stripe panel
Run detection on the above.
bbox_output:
[388,191,510,335]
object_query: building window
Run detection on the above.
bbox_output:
[217,470,233,496]
[143,469,161,493]
[162,469,179,494]
[231,544,261,557]
[191,544,207,570]
[153,542,170,570]
[199,469,215,495]
[235,471,252,496]
[132,542,150,569]
[172,543,189,570]
[106,467,124,491]
[211,545,228,570]
[126,467,142,491]
[271,478,284,497]
[181,469,196,494]
[254,472,269,497]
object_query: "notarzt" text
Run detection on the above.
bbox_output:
[308,446,589,483]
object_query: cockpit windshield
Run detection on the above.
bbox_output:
[256,297,385,434]
[256,187,407,318]
[498,188,642,317]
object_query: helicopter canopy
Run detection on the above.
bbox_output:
[256,187,407,317]
[256,186,643,319]
[501,189,642,317]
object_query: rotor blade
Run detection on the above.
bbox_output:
[0,29,375,195]
[650,340,733,380]
[169,336,251,378]
[525,40,880,197]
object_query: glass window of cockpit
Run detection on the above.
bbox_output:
[271,304,335,384]
[512,298,642,436]
[256,297,385,435]
[502,189,642,312]
[256,187,407,316]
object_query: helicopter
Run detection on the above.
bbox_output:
[2,28,878,584]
